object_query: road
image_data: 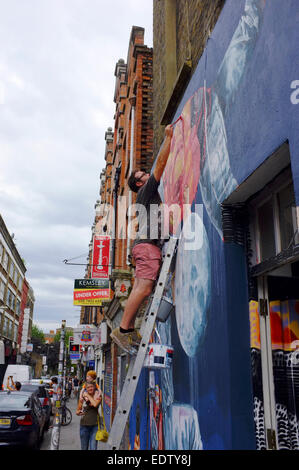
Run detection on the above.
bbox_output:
[40,395,81,450]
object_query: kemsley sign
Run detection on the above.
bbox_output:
[73,278,112,306]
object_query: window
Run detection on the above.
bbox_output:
[0,280,5,300]
[3,317,9,336]
[16,273,21,290]
[0,244,3,263]
[7,289,15,310]
[250,170,297,265]
[9,261,15,279]
[8,320,13,339]
[278,182,296,250]
[14,324,18,342]
[3,252,9,271]
[12,267,18,284]
[16,299,21,316]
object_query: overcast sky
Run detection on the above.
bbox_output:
[0,0,153,332]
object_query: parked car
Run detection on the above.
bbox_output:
[0,391,46,449]
[3,365,32,389]
[21,383,51,430]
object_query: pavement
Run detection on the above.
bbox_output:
[40,395,81,450]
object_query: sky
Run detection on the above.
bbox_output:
[0,0,153,332]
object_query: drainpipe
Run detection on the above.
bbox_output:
[127,96,136,265]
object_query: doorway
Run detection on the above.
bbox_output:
[255,263,299,449]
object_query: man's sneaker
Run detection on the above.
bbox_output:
[110,327,141,355]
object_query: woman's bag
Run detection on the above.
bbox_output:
[96,402,109,442]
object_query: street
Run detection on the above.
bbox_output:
[41,395,81,450]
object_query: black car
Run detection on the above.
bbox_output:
[21,383,51,429]
[0,391,46,449]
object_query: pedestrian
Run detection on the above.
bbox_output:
[50,376,62,414]
[73,376,79,398]
[80,371,101,402]
[67,377,73,398]
[111,124,173,353]
[6,376,21,391]
[76,382,102,450]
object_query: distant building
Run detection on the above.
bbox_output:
[0,214,35,366]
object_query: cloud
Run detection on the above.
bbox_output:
[0,0,152,331]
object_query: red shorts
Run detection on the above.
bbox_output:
[132,243,162,281]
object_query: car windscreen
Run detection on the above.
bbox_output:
[22,385,47,396]
[0,394,31,410]
[21,385,38,392]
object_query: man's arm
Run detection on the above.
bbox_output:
[153,125,173,182]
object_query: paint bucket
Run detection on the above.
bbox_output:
[143,344,174,369]
[156,296,175,322]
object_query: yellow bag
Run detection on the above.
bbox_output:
[96,402,109,442]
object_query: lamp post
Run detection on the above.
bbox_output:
[58,320,66,385]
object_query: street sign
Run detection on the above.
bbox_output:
[42,356,47,365]
[43,365,48,372]
[70,354,80,361]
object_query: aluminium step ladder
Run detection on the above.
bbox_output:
[107,236,178,450]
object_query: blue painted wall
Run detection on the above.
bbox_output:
[130,0,299,450]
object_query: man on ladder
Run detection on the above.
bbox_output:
[110,124,174,354]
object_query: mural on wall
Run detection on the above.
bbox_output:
[129,0,299,450]
[158,0,265,450]
[163,0,265,236]
[250,300,299,450]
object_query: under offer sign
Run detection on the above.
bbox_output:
[91,235,110,279]
[73,288,111,306]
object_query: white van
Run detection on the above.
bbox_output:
[3,365,33,389]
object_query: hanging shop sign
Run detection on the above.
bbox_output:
[73,324,107,346]
[73,287,112,306]
[91,235,110,279]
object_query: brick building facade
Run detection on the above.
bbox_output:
[0,214,35,370]
[80,27,153,440]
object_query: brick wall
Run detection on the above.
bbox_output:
[153,0,225,156]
